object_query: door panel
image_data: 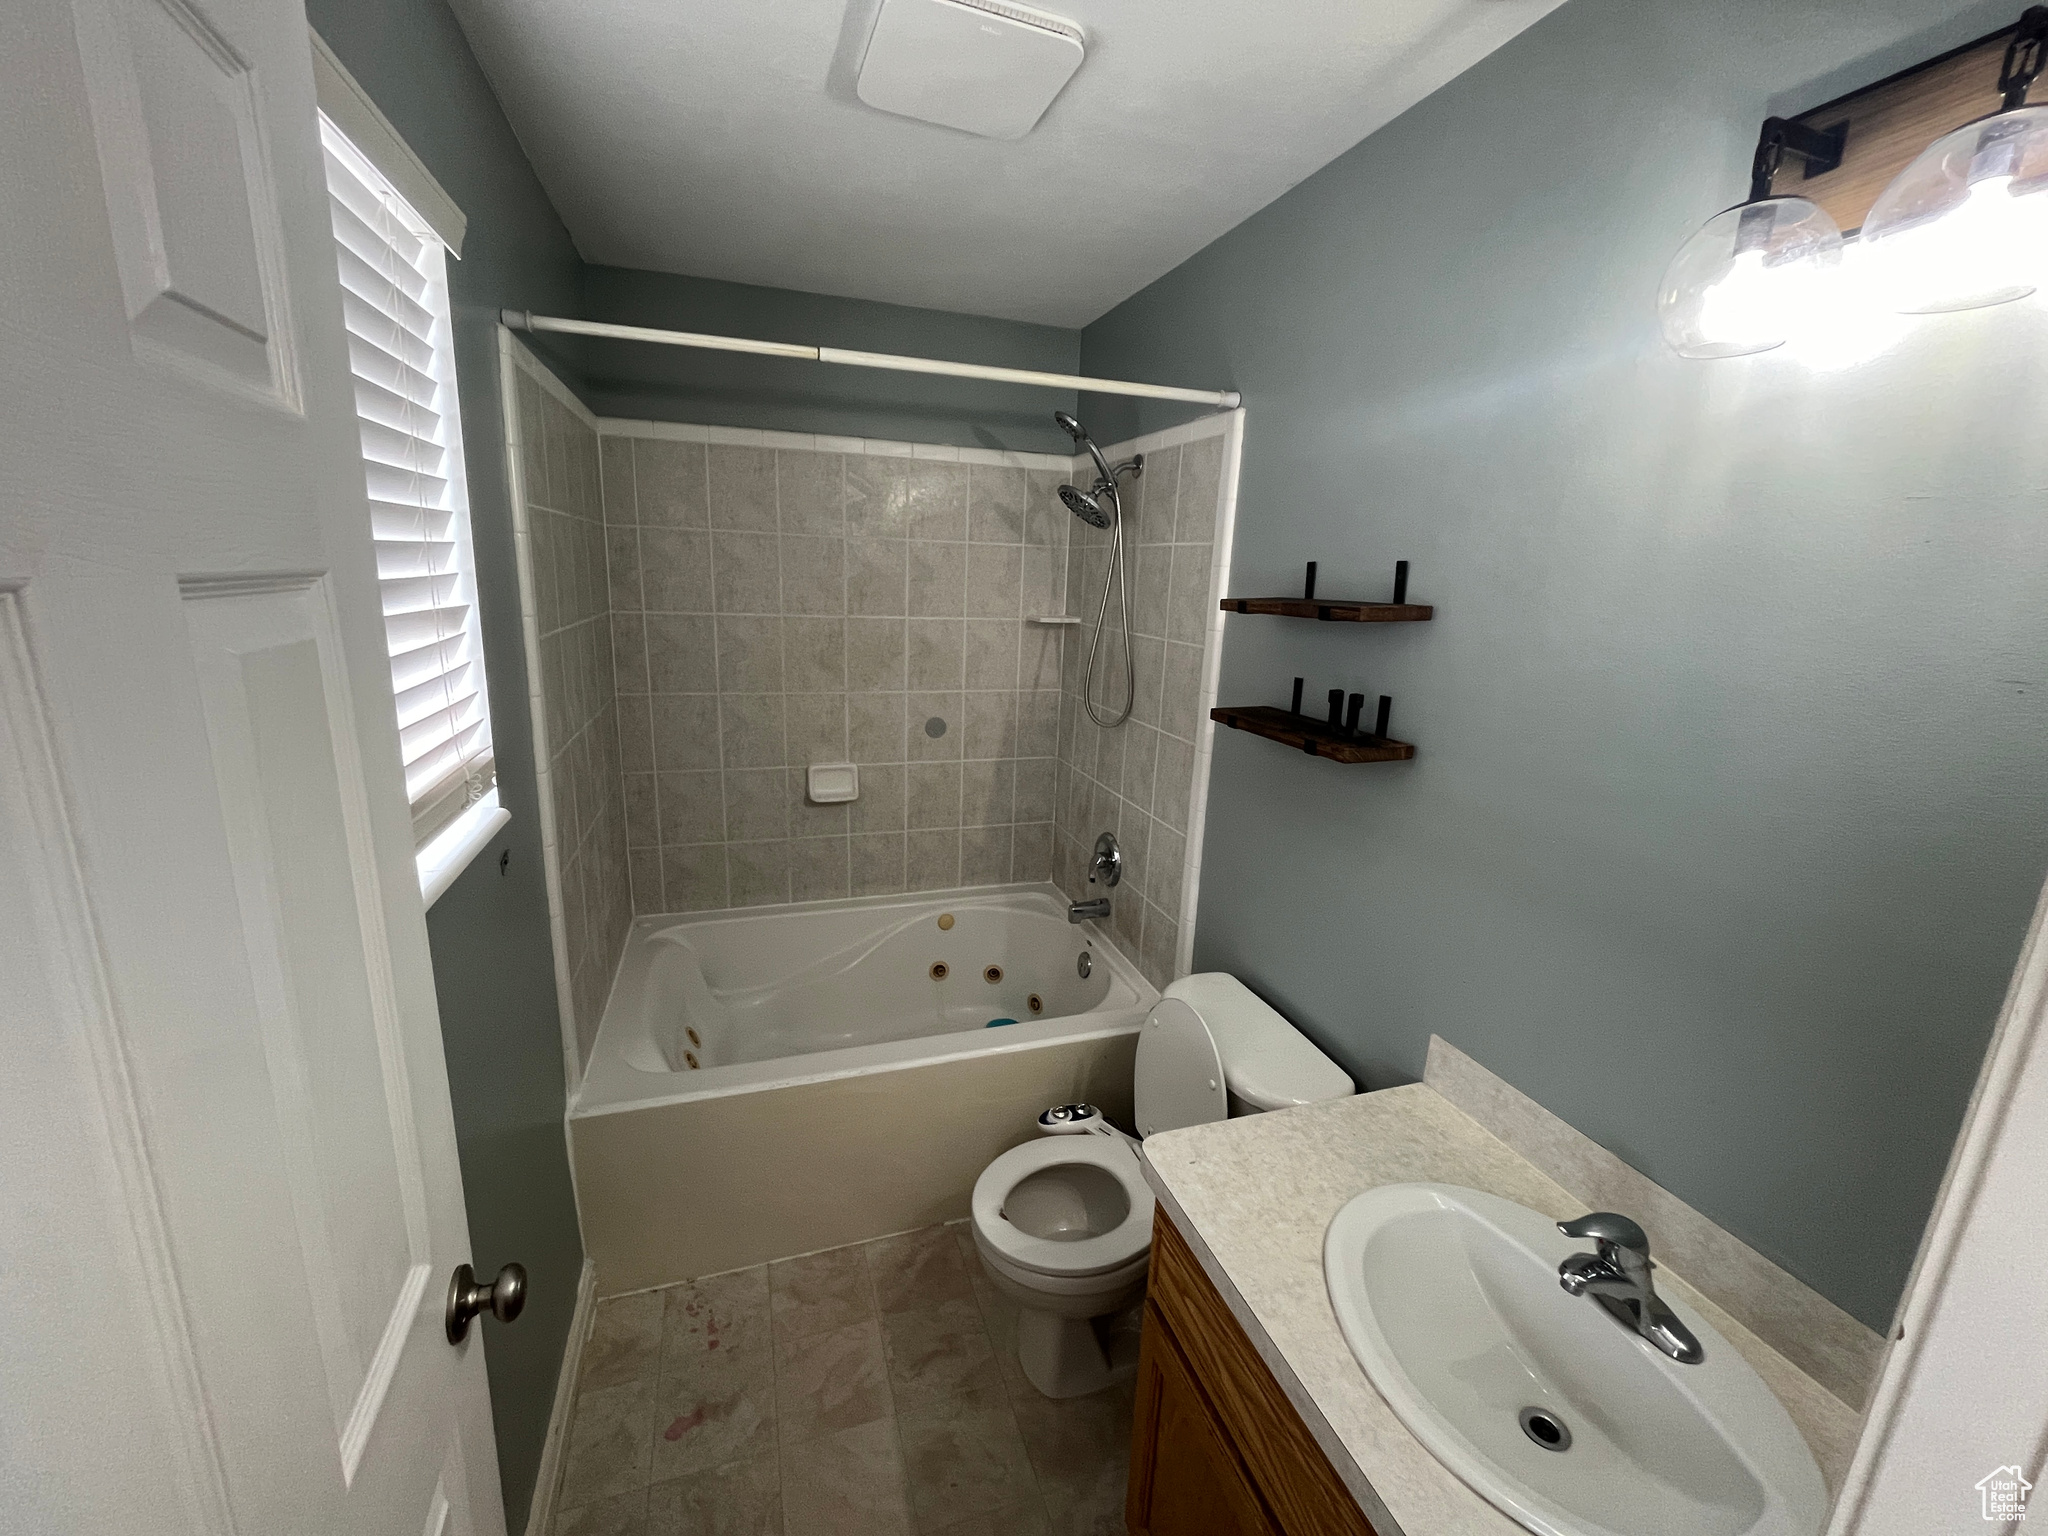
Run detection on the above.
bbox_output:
[184,577,434,1475]
[72,0,299,402]
[0,0,505,1527]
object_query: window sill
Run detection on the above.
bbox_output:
[417,789,510,909]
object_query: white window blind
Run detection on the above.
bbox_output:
[321,115,494,849]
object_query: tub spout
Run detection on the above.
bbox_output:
[1068,898,1111,923]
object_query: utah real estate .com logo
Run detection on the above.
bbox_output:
[1979,1466,2034,1523]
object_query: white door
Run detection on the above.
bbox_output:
[0,0,506,1533]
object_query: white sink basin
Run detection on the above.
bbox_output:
[1324,1184,1826,1536]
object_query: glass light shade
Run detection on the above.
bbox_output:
[1657,197,1843,359]
[1862,107,2048,313]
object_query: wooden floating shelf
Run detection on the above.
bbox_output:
[1210,705,1415,763]
[1221,597,1433,623]
[1220,558,1431,623]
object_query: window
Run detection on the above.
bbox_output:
[320,114,500,895]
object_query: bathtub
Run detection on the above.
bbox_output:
[569,884,1155,1290]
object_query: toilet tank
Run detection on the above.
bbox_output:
[1136,974,1354,1133]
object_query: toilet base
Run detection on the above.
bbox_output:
[1016,1303,1139,1398]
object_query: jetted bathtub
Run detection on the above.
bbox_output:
[569,884,1155,1290]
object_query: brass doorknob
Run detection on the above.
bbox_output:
[445,1261,526,1344]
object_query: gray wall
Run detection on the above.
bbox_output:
[580,265,1082,454]
[303,2,586,1526]
[1079,0,2048,1331]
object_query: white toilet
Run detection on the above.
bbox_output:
[970,972,1355,1398]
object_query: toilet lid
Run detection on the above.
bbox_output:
[1134,998,1228,1135]
[972,1135,1154,1279]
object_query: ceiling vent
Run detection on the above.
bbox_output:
[856,0,1085,141]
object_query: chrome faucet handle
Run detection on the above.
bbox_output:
[1558,1212,1649,1258]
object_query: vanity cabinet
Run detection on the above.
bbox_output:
[1127,1209,1379,1536]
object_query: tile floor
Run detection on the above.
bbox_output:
[552,1222,1135,1535]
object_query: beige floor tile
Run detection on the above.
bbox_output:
[780,1419,914,1536]
[923,1502,1051,1536]
[962,1271,1029,1401]
[1011,1381,1133,1534]
[664,1266,773,1367]
[652,1344,778,1482]
[559,1377,658,1508]
[896,1403,1039,1530]
[771,1245,875,1343]
[647,1451,783,1535]
[865,1226,976,1314]
[583,1291,667,1390]
[878,1298,1007,1416]
[554,1486,650,1536]
[775,1319,892,1445]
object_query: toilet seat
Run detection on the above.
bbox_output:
[972,1134,1155,1280]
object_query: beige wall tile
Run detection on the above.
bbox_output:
[847,538,908,616]
[908,541,966,618]
[708,445,777,531]
[639,528,712,613]
[785,617,846,694]
[651,696,720,773]
[850,831,906,895]
[655,771,721,846]
[907,619,964,691]
[961,825,1012,887]
[777,450,845,536]
[907,828,960,890]
[847,617,906,693]
[634,439,708,528]
[850,693,907,765]
[964,544,1022,619]
[902,463,968,541]
[960,759,1014,828]
[850,764,906,833]
[781,535,845,616]
[715,617,784,693]
[644,614,715,694]
[906,763,962,829]
[963,621,1019,692]
[661,843,726,912]
[728,840,790,907]
[712,531,782,614]
[967,464,1026,544]
[791,835,850,902]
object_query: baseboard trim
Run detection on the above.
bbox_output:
[522,1258,596,1536]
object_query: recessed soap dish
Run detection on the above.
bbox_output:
[807,762,859,803]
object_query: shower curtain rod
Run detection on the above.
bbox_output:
[500,311,1241,410]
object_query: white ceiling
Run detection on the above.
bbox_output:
[447,0,1567,329]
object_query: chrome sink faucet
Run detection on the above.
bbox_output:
[1556,1212,1704,1364]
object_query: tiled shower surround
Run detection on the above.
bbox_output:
[507,349,633,1064]
[508,338,1239,1060]
[599,427,1077,915]
[1054,420,1235,988]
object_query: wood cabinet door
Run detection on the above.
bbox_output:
[1128,1302,1282,1536]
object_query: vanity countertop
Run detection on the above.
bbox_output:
[1136,1083,1863,1536]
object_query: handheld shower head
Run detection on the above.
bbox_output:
[1054,409,1115,488]
[1052,411,1136,727]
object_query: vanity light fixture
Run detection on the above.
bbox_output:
[1862,7,2048,312]
[1657,118,1848,358]
[1660,7,2048,356]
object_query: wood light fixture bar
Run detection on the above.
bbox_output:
[1766,10,2048,232]
[1222,561,1432,623]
